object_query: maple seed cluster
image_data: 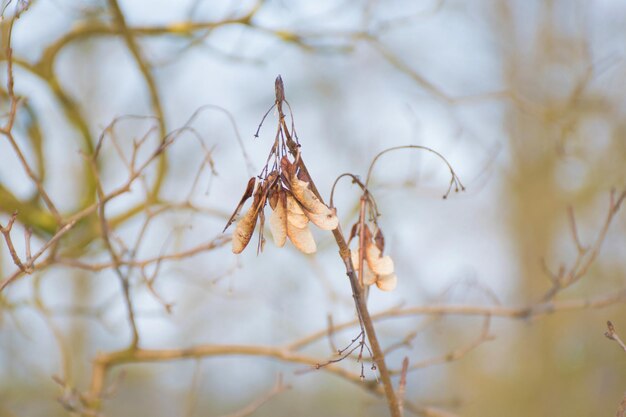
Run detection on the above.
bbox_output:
[227,155,338,254]
[351,224,397,292]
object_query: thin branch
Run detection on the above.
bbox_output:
[542,189,626,300]
[274,76,402,417]
[217,375,290,417]
[289,288,626,351]
[87,344,364,402]
[88,151,140,349]
[398,357,409,416]
[0,211,28,273]
[399,316,494,373]
[107,0,167,199]
[605,321,626,353]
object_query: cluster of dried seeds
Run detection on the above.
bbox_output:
[350,224,397,292]
[225,75,406,293]
[225,155,338,254]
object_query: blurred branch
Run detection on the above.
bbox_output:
[604,321,626,417]
[275,78,401,417]
[398,317,494,374]
[0,211,29,273]
[89,147,140,349]
[542,189,626,301]
[217,374,290,417]
[87,344,364,404]
[0,15,62,224]
[0,113,222,292]
[605,321,626,353]
[107,0,167,200]
[85,341,454,417]
[617,396,626,417]
[289,287,626,352]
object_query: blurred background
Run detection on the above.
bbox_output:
[1,0,626,416]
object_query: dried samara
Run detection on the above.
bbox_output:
[351,225,397,292]
[225,156,338,254]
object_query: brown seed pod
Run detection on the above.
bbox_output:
[232,194,262,254]
[224,177,257,232]
[363,225,394,276]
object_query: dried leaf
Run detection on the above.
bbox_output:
[287,221,316,254]
[269,191,287,247]
[365,240,394,276]
[232,195,261,254]
[286,195,309,228]
[224,177,256,232]
[376,273,397,291]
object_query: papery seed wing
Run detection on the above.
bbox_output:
[281,156,296,179]
[376,273,397,291]
[305,206,339,230]
[290,176,338,230]
[269,191,287,247]
[265,170,279,188]
[224,177,256,232]
[296,167,312,184]
[257,206,266,254]
[232,196,261,254]
[290,176,328,214]
[269,190,278,210]
[374,227,385,252]
[348,223,359,244]
[287,221,317,254]
[365,240,395,276]
[351,250,376,285]
[286,195,309,228]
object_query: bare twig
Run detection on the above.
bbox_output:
[217,374,290,417]
[605,321,626,353]
[605,321,626,417]
[400,316,494,373]
[275,76,402,417]
[107,0,167,198]
[398,357,409,416]
[542,189,626,301]
[616,393,626,417]
[0,211,29,273]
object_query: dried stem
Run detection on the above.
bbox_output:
[275,76,402,417]
[605,321,626,353]
[0,211,29,273]
[542,189,626,301]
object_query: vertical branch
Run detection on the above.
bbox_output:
[107,0,168,199]
[275,77,401,417]
[88,153,140,349]
[0,211,28,272]
[0,15,62,223]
